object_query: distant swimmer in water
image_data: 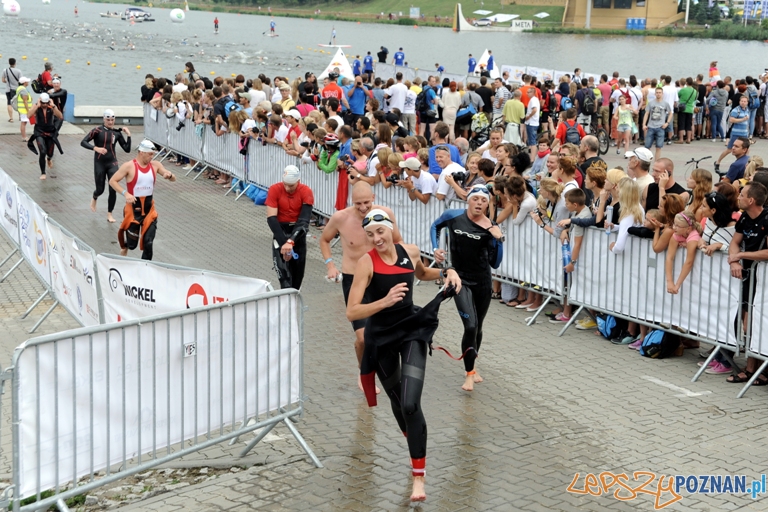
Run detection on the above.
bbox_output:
[74,6,78,17]
[214,17,219,33]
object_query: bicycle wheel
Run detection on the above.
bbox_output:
[596,128,609,155]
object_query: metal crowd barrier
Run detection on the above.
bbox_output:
[0,289,320,512]
[373,185,446,259]
[744,262,768,397]
[142,104,169,155]
[166,115,204,166]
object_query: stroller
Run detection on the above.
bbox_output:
[468,112,491,151]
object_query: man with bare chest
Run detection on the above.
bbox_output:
[320,182,401,393]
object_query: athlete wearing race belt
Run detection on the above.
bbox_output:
[266,165,314,289]
[82,109,132,223]
[346,209,460,503]
[430,185,503,391]
[109,139,176,260]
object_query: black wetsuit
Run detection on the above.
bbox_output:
[430,209,502,373]
[359,244,447,477]
[81,126,131,212]
[26,106,63,175]
[48,88,67,133]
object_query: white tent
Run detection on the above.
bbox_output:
[533,12,550,19]
[317,48,355,80]
[473,9,492,15]
[476,49,500,79]
[489,13,519,22]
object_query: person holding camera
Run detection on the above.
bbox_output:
[345,75,370,128]
[81,109,132,222]
[398,157,436,204]
[431,185,504,391]
[26,93,64,181]
[346,208,461,503]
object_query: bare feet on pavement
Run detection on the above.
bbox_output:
[90,198,97,212]
[107,212,116,223]
[411,476,426,502]
[462,374,474,391]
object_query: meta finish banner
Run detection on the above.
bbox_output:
[47,222,101,327]
[16,188,51,288]
[96,254,271,323]
[0,167,19,245]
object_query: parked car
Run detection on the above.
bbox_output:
[473,18,493,27]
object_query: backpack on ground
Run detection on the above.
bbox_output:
[596,315,627,340]
[639,330,680,359]
[748,88,760,110]
[564,120,581,144]
[560,95,573,111]
[582,92,596,115]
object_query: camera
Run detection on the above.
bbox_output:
[339,154,351,163]
[385,173,400,184]
[300,141,310,148]
[251,127,259,134]
[451,171,468,184]
[310,154,319,162]
[175,121,185,131]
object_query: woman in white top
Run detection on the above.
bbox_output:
[440,81,462,142]
[500,176,537,306]
[697,192,736,254]
[609,178,644,254]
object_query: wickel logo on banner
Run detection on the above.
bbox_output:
[108,267,157,304]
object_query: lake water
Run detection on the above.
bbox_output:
[0,1,765,105]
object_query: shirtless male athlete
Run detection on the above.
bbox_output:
[319,181,401,393]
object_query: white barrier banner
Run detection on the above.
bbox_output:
[16,292,301,499]
[0,167,19,245]
[96,254,270,323]
[571,228,739,346]
[46,222,100,327]
[16,188,51,287]
[750,262,768,356]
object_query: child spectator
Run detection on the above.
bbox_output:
[650,193,686,253]
[665,212,703,295]
[698,192,736,255]
[609,178,644,255]
[554,188,591,323]
[685,168,713,221]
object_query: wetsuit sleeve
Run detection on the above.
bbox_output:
[290,204,313,240]
[570,214,596,228]
[430,209,463,250]
[49,89,67,109]
[488,229,503,269]
[116,131,132,152]
[267,216,289,245]
[80,127,99,150]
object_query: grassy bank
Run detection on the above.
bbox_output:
[88,0,563,27]
[530,22,768,41]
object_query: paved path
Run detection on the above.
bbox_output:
[0,131,766,511]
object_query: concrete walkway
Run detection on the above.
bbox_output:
[0,129,765,511]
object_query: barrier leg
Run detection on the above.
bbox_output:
[56,498,71,512]
[224,181,239,197]
[238,421,277,457]
[28,299,59,334]
[330,236,340,248]
[0,257,23,283]
[525,296,552,326]
[557,305,583,337]
[21,290,50,319]
[736,359,768,398]
[0,248,18,269]
[281,416,323,468]
[155,149,171,163]
[193,164,210,181]
[691,346,720,383]
[235,183,252,201]
[184,161,201,177]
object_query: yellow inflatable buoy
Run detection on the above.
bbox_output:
[231,73,236,77]
[65,59,71,64]
[87,61,91,65]
[137,65,141,69]
[43,57,48,61]
[210,71,215,75]
[22,56,27,60]
[111,63,116,67]
[157,67,162,71]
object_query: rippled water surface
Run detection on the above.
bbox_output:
[0,1,764,104]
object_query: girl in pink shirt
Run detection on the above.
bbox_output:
[666,212,703,294]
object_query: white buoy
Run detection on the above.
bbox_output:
[42,0,51,4]
[169,8,185,23]
[3,0,21,16]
